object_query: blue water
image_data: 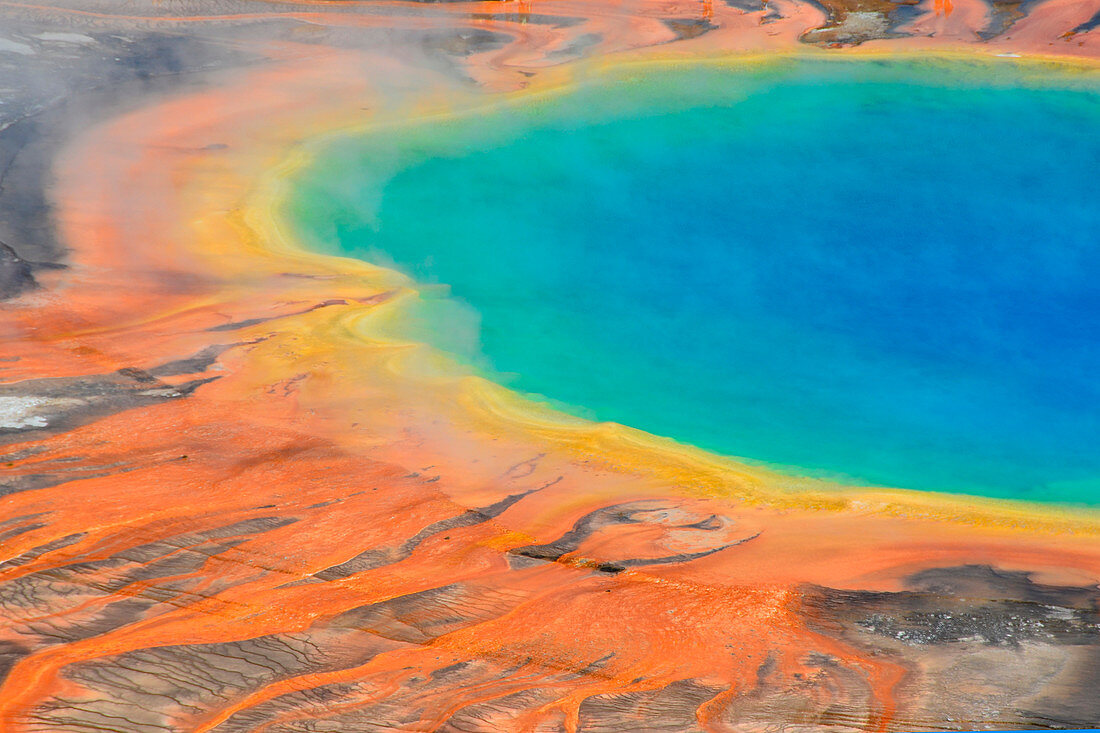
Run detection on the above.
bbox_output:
[288,57,1100,504]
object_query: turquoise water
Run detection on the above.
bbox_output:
[288,57,1100,504]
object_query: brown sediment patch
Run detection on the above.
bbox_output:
[0,1,1099,731]
[799,0,920,45]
